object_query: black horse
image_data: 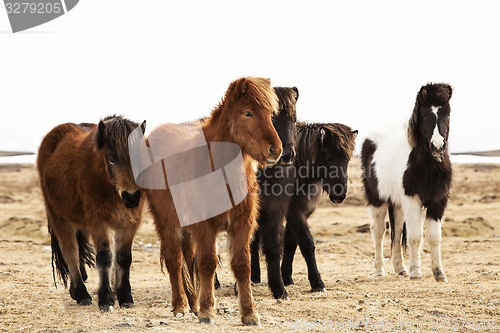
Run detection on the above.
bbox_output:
[252,121,357,299]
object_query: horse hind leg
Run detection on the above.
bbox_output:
[390,205,408,276]
[193,226,218,324]
[181,229,199,315]
[402,197,423,280]
[156,220,189,316]
[369,204,387,277]
[49,215,92,305]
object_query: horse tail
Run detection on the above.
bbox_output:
[181,256,197,296]
[402,221,408,252]
[388,204,407,252]
[388,204,395,252]
[180,232,199,297]
[76,230,95,273]
[49,224,70,288]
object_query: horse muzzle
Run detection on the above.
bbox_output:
[329,193,346,204]
[121,189,141,208]
[430,144,446,162]
[278,149,296,166]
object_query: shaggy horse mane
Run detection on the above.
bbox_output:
[273,87,298,118]
[93,115,139,161]
[209,77,279,120]
[297,122,356,164]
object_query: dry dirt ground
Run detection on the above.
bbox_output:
[0,158,499,332]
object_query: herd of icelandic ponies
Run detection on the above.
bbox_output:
[36,77,453,326]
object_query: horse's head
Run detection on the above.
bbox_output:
[302,124,357,204]
[273,87,299,166]
[94,116,146,209]
[223,77,283,166]
[408,83,452,162]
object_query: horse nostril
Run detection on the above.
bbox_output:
[269,145,275,155]
[290,150,296,160]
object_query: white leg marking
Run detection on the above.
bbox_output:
[402,196,423,280]
[391,205,408,276]
[369,204,387,277]
[425,218,447,282]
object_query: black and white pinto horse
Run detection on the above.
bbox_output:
[361,83,453,281]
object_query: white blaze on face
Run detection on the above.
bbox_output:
[430,106,445,150]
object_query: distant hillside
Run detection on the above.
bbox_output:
[0,151,34,157]
[452,150,500,157]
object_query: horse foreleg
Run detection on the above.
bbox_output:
[391,205,408,276]
[91,229,115,312]
[281,223,297,286]
[286,210,325,292]
[50,215,91,305]
[261,213,288,299]
[228,219,260,326]
[193,225,217,324]
[425,217,447,282]
[402,197,423,280]
[114,222,140,308]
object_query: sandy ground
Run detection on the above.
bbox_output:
[0,158,499,332]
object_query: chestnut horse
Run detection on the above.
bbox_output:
[145,77,282,325]
[37,115,146,311]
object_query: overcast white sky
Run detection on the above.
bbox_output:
[1,0,499,154]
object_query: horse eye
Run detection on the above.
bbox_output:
[107,158,115,165]
[244,111,253,118]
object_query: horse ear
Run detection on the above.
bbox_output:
[140,120,147,134]
[236,78,247,95]
[445,84,453,100]
[351,130,358,140]
[95,121,106,150]
[419,86,427,103]
[293,87,299,101]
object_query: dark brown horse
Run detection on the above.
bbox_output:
[37,115,146,311]
[145,77,282,326]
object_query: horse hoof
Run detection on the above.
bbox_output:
[99,305,114,312]
[398,270,408,277]
[312,287,326,293]
[120,302,135,308]
[274,290,290,300]
[244,320,261,327]
[174,312,185,318]
[410,269,422,280]
[283,278,294,287]
[199,317,215,325]
[78,298,92,306]
[242,313,260,326]
[374,270,385,277]
[434,273,448,282]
